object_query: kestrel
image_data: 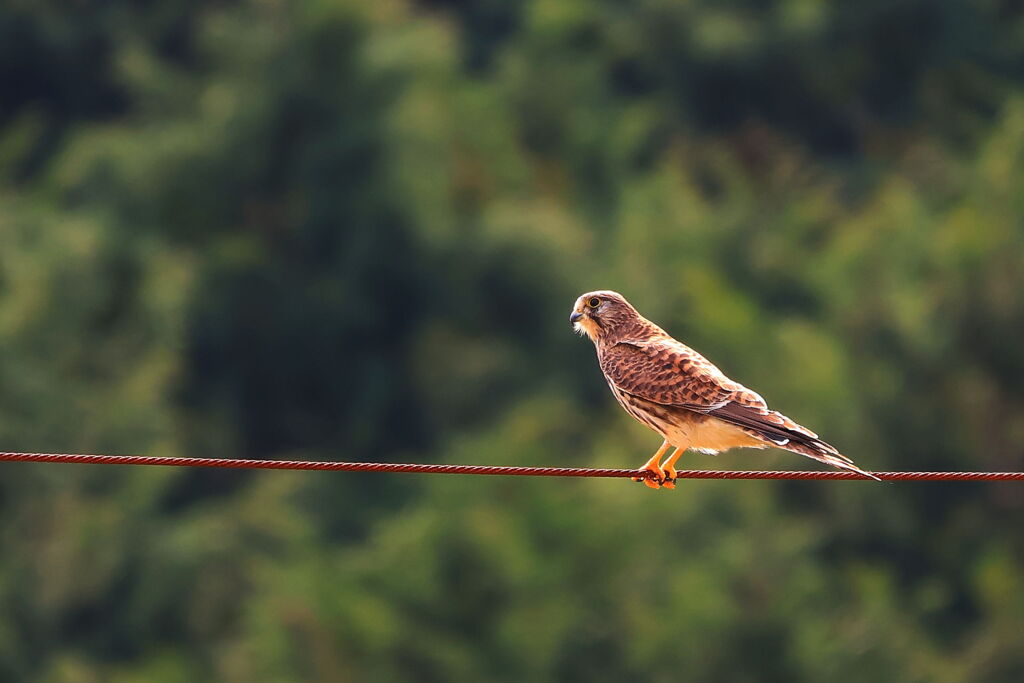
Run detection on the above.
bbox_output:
[571,290,877,489]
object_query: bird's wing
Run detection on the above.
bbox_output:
[599,338,741,409]
[600,338,815,440]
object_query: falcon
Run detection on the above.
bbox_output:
[570,290,877,489]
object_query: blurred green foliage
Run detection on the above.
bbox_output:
[2,1,1024,681]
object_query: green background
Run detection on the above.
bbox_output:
[2,1,1023,680]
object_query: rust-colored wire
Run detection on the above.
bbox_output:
[0,451,1022,481]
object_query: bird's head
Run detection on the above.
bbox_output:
[570,290,643,343]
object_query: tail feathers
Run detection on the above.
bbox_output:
[779,438,881,481]
[711,403,879,480]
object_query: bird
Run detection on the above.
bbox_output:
[570,290,878,489]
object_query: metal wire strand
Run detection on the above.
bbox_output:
[1,452,1022,481]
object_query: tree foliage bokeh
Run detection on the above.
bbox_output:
[2,1,1024,681]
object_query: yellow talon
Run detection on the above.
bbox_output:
[632,441,670,490]
[661,464,677,489]
[659,446,686,490]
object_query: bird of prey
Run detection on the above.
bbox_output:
[570,290,877,489]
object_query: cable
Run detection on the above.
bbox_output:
[1,451,1022,481]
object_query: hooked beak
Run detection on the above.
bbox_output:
[569,311,584,324]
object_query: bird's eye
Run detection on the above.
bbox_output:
[587,297,601,308]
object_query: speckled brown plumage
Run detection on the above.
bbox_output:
[570,290,877,488]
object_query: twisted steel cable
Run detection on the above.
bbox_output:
[1,452,1022,481]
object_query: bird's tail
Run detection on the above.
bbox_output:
[712,403,880,480]
[777,437,880,481]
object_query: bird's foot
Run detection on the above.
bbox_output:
[631,459,666,490]
[661,464,677,489]
[631,469,663,489]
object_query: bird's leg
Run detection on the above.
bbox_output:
[659,443,689,490]
[632,440,671,490]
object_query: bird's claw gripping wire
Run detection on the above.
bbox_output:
[631,468,667,489]
[632,441,670,489]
